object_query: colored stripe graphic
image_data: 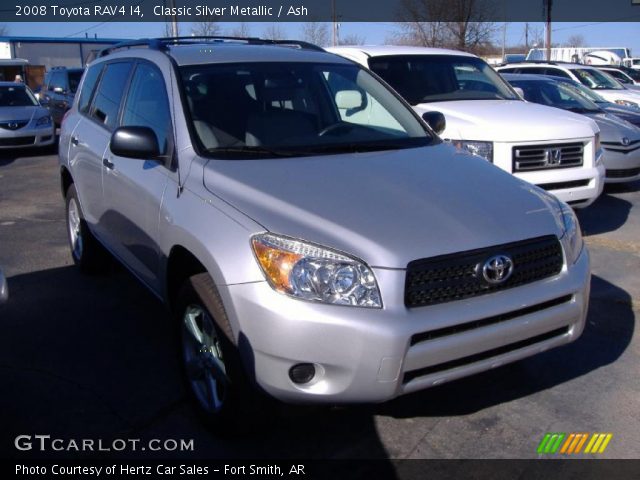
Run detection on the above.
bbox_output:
[540,433,612,454]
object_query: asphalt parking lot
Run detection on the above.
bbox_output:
[0,148,638,460]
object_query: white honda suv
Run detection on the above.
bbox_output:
[329,46,605,208]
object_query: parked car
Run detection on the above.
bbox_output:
[329,46,604,208]
[595,66,640,88]
[504,74,640,183]
[41,67,84,126]
[549,76,640,128]
[60,37,590,430]
[495,61,640,108]
[0,82,55,149]
[0,268,7,303]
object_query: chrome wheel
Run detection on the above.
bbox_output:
[67,198,83,260]
[182,304,228,413]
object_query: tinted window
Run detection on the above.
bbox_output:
[368,55,519,104]
[521,67,547,75]
[49,71,66,90]
[121,63,172,155]
[90,62,132,130]
[68,70,84,93]
[0,85,38,107]
[544,68,571,79]
[78,65,103,114]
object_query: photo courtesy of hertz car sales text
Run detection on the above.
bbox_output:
[59,36,590,432]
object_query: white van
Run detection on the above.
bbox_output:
[328,46,605,208]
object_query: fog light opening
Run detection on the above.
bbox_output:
[289,363,316,384]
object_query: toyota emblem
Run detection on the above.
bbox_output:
[481,254,514,285]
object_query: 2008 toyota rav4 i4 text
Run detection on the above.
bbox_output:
[59,37,590,431]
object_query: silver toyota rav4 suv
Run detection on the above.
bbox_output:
[59,37,590,430]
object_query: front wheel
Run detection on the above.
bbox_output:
[176,273,270,433]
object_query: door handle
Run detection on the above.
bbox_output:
[102,158,114,170]
[71,136,79,146]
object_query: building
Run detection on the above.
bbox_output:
[0,36,124,89]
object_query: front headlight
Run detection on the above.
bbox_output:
[455,140,494,162]
[614,99,639,108]
[251,233,382,308]
[559,201,584,265]
[36,115,52,127]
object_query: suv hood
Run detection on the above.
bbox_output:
[203,145,561,268]
[412,100,598,142]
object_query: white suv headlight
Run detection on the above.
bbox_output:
[559,202,584,265]
[455,140,494,162]
[252,233,382,308]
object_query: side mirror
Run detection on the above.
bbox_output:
[53,86,65,93]
[110,126,160,160]
[512,87,525,99]
[0,268,8,304]
[335,90,365,110]
[422,111,446,136]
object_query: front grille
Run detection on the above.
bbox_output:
[0,136,35,146]
[606,167,640,178]
[0,120,28,131]
[410,295,573,345]
[538,179,591,191]
[602,140,640,154]
[403,326,570,383]
[513,142,584,172]
[405,235,563,308]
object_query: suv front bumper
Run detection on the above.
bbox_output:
[220,246,590,404]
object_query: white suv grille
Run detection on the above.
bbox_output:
[513,142,584,172]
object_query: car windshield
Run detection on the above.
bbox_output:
[554,79,608,103]
[180,62,432,158]
[68,71,83,93]
[368,55,520,104]
[569,68,624,90]
[0,85,38,107]
[509,79,601,113]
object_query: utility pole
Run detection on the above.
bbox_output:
[525,23,529,50]
[169,0,179,37]
[332,0,338,46]
[544,0,552,61]
[502,23,507,60]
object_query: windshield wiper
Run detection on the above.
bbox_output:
[205,146,301,158]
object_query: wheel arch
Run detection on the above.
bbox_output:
[60,165,74,199]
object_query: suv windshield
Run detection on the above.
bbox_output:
[180,62,432,158]
[570,68,624,90]
[368,55,520,104]
[68,70,83,93]
[0,85,38,107]
[509,78,601,113]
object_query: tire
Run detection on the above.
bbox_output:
[65,184,109,273]
[176,273,270,433]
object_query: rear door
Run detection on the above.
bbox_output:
[69,61,133,241]
[101,61,174,292]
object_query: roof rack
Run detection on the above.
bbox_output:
[98,36,324,58]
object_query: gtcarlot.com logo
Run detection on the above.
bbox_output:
[537,432,613,455]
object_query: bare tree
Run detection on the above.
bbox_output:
[191,16,222,36]
[263,24,285,40]
[339,33,366,46]
[300,23,330,47]
[228,22,251,38]
[566,34,587,48]
[392,0,498,54]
